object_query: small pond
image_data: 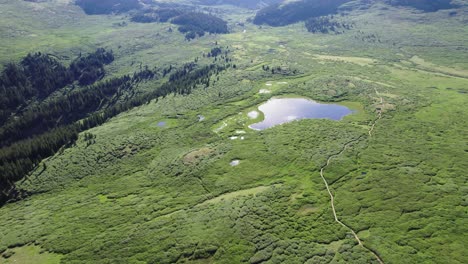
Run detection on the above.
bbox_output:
[157,121,166,127]
[249,98,352,130]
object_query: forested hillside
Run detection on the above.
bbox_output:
[0,47,232,205]
[0,49,113,129]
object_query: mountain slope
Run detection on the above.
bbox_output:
[253,0,352,26]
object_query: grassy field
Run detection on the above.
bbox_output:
[0,0,467,263]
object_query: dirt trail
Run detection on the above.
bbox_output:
[318,89,385,264]
[368,88,383,137]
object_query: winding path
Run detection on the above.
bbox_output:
[368,88,383,137]
[318,89,385,264]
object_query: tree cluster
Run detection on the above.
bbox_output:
[70,48,115,85]
[207,47,223,57]
[174,12,228,40]
[305,16,352,34]
[261,65,298,75]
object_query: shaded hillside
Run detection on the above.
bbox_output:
[253,0,352,26]
[131,8,186,23]
[75,0,141,15]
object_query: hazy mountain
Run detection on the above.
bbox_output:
[386,0,458,11]
[196,0,282,9]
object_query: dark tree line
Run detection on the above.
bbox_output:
[0,47,231,206]
[305,16,352,34]
[0,124,80,185]
[131,9,229,40]
[253,0,351,27]
[172,12,228,40]
[70,48,115,85]
[262,65,298,75]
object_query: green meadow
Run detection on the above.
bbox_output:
[0,0,467,263]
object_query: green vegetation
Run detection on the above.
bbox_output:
[0,0,467,263]
[0,245,62,264]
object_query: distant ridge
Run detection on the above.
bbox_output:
[253,0,459,27]
[196,0,282,9]
[75,0,141,15]
[385,0,458,12]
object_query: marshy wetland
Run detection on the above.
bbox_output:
[0,0,467,263]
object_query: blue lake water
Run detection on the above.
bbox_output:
[249,98,352,130]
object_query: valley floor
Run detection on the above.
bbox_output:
[1,1,467,263]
